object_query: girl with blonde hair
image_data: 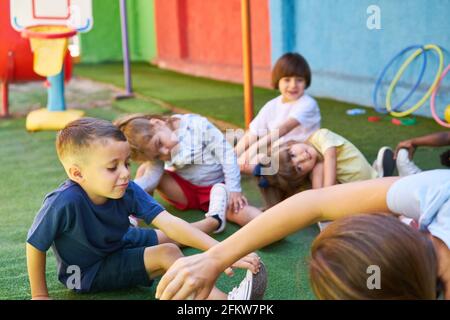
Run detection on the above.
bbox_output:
[115,113,261,235]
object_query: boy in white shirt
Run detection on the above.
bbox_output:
[235,52,321,175]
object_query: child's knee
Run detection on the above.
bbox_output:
[226,206,260,226]
[226,208,245,225]
[160,243,183,257]
[144,243,183,269]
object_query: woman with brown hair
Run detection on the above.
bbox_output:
[155,170,450,300]
[310,214,437,299]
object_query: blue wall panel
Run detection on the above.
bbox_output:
[269,0,450,117]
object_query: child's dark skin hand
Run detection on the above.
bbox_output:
[394,139,416,159]
[229,192,248,213]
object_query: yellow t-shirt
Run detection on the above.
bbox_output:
[307,129,377,183]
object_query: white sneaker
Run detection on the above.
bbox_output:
[205,183,228,234]
[373,147,395,177]
[228,262,267,300]
[396,149,422,177]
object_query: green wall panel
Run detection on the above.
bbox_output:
[128,0,157,62]
[80,0,156,63]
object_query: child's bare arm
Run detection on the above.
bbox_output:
[156,177,399,300]
[310,161,324,189]
[235,131,258,157]
[152,211,220,251]
[323,147,337,187]
[394,131,450,159]
[26,243,50,300]
[238,118,299,167]
[250,119,299,156]
[152,211,260,276]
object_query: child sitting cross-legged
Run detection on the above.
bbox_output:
[114,113,262,233]
[26,118,266,300]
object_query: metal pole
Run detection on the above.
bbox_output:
[241,0,254,129]
[117,0,134,99]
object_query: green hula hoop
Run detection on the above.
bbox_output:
[386,44,444,118]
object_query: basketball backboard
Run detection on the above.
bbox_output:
[10,0,93,32]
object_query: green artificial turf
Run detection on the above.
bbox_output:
[0,109,316,300]
[0,62,447,300]
[75,63,448,168]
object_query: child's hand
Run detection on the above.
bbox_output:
[228,192,248,213]
[228,252,261,275]
[394,139,416,159]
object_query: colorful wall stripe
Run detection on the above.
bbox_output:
[78,0,450,116]
[80,0,157,63]
[269,0,450,116]
[153,0,272,87]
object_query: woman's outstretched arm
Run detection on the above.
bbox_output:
[156,177,399,300]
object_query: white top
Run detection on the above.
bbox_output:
[386,170,450,248]
[166,114,241,192]
[249,94,321,143]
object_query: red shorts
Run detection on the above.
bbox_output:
[162,170,215,212]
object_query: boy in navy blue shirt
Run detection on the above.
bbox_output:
[26,118,266,300]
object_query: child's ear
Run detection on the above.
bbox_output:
[68,165,84,183]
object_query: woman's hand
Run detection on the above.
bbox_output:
[223,252,261,277]
[156,253,222,300]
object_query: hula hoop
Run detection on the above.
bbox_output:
[373,45,427,113]
[386,44,444,117]
[21,25,77,40]
[430,64,450,128]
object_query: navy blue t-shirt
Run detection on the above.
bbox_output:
[27,180,165,292]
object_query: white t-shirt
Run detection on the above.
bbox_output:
[386,170,450,248]
[249,94,321,143]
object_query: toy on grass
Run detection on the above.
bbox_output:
[373,45,428,114]
[430,64,450,128]
[368,116,381,122]
[399,117,417,126]
[386,44,444,118]
[391,117,417,126]
[9,0,93,131]
[346,108,366,116]
[445,105,450,124]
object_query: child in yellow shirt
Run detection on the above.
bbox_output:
[254,129,395,214]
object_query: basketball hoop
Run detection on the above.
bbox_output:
[21,25,76,77]
[21,25,77,39]
[9,0,92,131]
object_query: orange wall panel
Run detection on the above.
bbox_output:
[154,0,271,86]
